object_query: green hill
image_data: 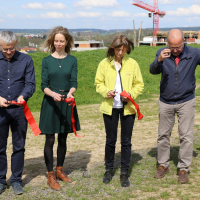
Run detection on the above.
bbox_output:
[28,44,200,112]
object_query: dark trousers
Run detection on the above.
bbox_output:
[0,107,27,185]
[103,108,135,173]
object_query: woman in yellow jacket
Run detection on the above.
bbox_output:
[95,35,144,187]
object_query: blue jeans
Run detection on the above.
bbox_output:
[0,106,27,185]
[103,108,135,173]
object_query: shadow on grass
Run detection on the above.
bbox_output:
[64,150,91,173]
[6,150,91,187]
[112,151,142,176]
[148,146,198,168]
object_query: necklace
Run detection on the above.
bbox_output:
[56,57,65,68]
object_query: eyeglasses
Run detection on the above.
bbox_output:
[168,45,183,50]
[1,47,15,52]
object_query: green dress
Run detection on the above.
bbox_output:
[39,54,81,134]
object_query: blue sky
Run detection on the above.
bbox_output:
[0,0,200,30]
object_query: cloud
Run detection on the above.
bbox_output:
[159,0,181,4]
[21,2,68,10]
[25,15,38,19]
[107,11,131,17]
[65,14,74,19]
[4,11,103,21]
[75,12,102,18]
[7,14,16,18]
[149,0,184,4]
[0,19,4,22]
[167,4,200,16]
[73,0,119,9]
[187,16,199,22]
[65,12,102,19]
[40,12,64,19]
[134,13,147,17]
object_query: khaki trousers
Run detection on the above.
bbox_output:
[157,98,195,171]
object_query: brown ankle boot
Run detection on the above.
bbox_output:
[56,166,73,183]
[47,171,61,190]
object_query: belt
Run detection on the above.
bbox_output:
[49,87,69,92]
[49,87,69,97]
[6,105,19,109]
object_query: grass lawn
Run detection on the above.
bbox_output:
[2,96,200,199]
[2,44,200,199]
[28,44,200,111]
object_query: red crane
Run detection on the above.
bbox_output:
[132,0,166,43]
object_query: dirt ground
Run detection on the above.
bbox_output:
[5,96,200,187]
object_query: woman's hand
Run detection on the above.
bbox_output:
[121,93,130,102]
[67,92,74,99]
[52,92,64,102]
[107,90,117,98]
[122,97,129,102]
[67,87,76,99]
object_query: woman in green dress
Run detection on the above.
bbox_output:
[39,26,80,190]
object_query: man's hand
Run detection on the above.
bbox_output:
[0,97,8,107]
[107,91,117,98]
[158,49,171,62]
[17,95,25,106]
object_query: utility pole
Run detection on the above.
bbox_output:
[133,20,136,47]
[138,21,143,47]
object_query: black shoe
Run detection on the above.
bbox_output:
[103,170,112,184]
[0,183,6,194]
[120,173,130,187]
[12,182,24,195]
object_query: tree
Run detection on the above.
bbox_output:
[17,36,29,48]
[77,32,81,37]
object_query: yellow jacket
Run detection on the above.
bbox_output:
[95,55,144,116]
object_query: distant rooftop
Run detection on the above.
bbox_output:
[74,41,101,44]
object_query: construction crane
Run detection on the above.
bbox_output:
[132,0,166,43]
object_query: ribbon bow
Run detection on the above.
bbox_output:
[120,91,143,120]
[64,98,83,137]
[9,98,83,137]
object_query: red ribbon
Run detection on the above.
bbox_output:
[120,90,143,120]
[64,98,83,137]
[10,101,41,136]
